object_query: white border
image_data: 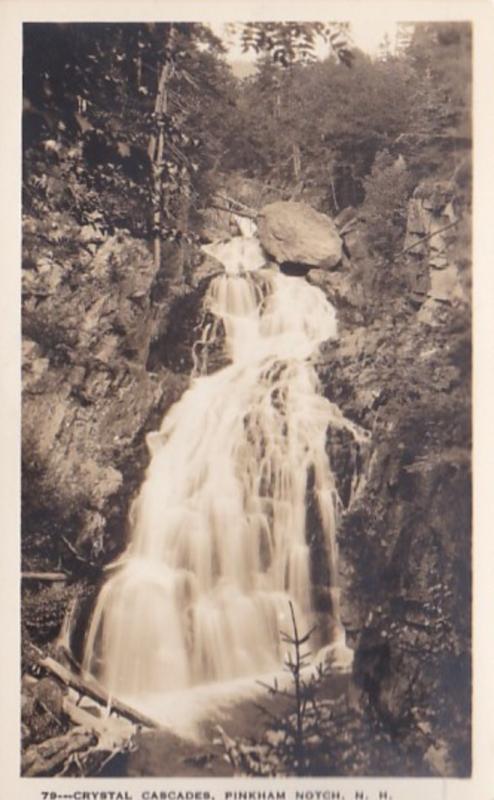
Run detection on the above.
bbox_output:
[2,2,493,798]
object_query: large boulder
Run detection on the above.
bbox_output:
[257,201,343,269]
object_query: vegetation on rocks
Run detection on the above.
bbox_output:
[22,20,471,777]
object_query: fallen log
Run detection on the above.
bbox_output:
[22,571,68,582]
[38,655,159,730]
[63,697,134,745]
[22,727,94,777]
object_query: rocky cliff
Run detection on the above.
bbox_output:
[21,217,196,646]
[310,169,471,775]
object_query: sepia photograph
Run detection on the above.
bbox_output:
[15,6,478,785]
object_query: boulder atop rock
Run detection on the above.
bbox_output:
[257,201,343,269]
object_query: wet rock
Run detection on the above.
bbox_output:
[201,236,268,273]
[198,205,241,242]
[188,253,223,288]
[257,201,343,269]
[317,641,354,672]
[334,206,357,231]
[76,509,106,556]
[147,275,229,376]
[34,678,66,717]
[414,179,454,212]
[308,266,366,327]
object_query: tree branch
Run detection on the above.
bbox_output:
[209,202,257,220]
[400,219,460,256]
[22,572,68,583]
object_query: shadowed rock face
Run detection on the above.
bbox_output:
[280,261,312,277]
[22,224,191,569]
[310,174,471,776]
[351,454,471,775]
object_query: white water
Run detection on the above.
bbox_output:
[83,232,366,709]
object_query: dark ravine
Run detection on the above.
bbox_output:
[21,168,471,776]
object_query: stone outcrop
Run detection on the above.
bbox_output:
[198,204,242,243]
[22,217,196,571]
[403,179,469,324]
[257,201,343,269]
[327,313,470,775]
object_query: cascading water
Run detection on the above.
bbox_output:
[83,229,366,706]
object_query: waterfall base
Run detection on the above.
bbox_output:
[114,647,354,743]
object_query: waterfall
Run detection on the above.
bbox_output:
[83,232,366,700]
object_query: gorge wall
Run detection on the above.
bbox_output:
[311,169,471,775]
[22,221,190,643]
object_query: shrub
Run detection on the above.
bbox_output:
[361,150,412,259]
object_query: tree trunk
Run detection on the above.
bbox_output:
[22,729,94,777]
[330,176,339,213]
[22,572,67,582]
[292,143,302,181]
[38,655,159,729]
[150,25,176,271]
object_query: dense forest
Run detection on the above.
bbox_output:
[21,21,471,779]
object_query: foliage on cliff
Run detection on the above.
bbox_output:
[228,22,470,215]
[23,22,237,242]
